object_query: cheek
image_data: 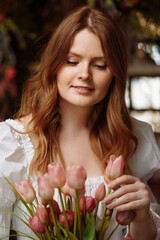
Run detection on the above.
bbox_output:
[98,76,113,95]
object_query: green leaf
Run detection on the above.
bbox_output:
[97,217,110,240]
[60,234,68,240]
[57,222,78,240]
[57,222,68,237]
[102,217,110,232]
[67,231,79,240]
[85,211,90,225]
[0,226,37,239]
[83,214,96,240]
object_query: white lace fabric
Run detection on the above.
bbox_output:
[0,118,159,240]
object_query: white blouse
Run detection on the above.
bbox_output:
[0,118,160,240]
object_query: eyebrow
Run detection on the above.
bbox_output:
[68,51,106,60]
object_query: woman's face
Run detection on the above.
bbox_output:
[56,28,113,110]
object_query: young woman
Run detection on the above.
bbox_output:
[0,6,160,240]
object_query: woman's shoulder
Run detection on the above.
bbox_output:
[0,119,34,171]
[132,117,153,134]
[130,117,160,180]
[131,117,158,147]
[0,118,26,143]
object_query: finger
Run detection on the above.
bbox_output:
[107,175,138,189]
[104,183,138,204]
[104,175,111,184]
[114,198,150,212]
[106,192,141,209]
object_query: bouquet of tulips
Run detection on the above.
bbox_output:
[2,155,135,240]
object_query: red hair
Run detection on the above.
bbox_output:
[17,6,137,176]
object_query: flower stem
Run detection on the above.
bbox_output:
[58,188,69,231]
[98,188,111,232]
[83,196,86,225]
[70,196,73,211]
[73,198,77,235]
[64,194,67,209]
[94,201,99,221]
[76,189,83,240]
[44,224,51,240]
[106,223,119,240]
[48,200,60,240]
[29,203,35,216]
[98,204,107,232]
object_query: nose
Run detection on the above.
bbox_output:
[77,62,91,81]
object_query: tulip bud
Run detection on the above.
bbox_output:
[62,183,71,196]
[46,199,61,225]
[69,185,85,199]
[39,197,49,206]
[38,173,54,200]
[106,208,113,217]
[62,182,85,199]
[29,215,45,233]
[116,210,136,226]
[46,208,55,225]
[95,183,106,202]
[36,204,48,224]
[79,196,96,214]
[105,155,124,180]
[58,210,74,228]
[66,165,87,189]
[13,179,36,203]
[50,199,61,215]
[48,162,66,188]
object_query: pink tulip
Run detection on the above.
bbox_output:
[70,185,85,199]
[62,182,85,199]
[62,183,72,196]
[95,183,106,202]
[13,179,36,203]
[105,155,124,180]
[46,199,61,225]
[66,165,87,189]
[29,215,45,233]
[105,208,113,217]
[116,210,136,226]
[39,197,49,206]
[46,207,54,225]
[50,199,61,215]
[58,210,74,228]
[79,196,96,214]
[48,162,66,188]
[36,204,48,224]
[38,173,54,200]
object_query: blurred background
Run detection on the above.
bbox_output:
[0,2,160,238]
[0,0,160,135]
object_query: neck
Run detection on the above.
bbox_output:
[59,100,93,132]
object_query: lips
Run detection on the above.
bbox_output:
[72,85,94,91]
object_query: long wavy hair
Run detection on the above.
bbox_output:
[17,6,138,176]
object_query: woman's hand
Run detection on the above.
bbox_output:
[104,175,157,240]
[104,175,150,219]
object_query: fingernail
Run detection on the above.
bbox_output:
[107,204,112,209]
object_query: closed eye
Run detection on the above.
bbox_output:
[66,60,79,65]
[94,64,107,70]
